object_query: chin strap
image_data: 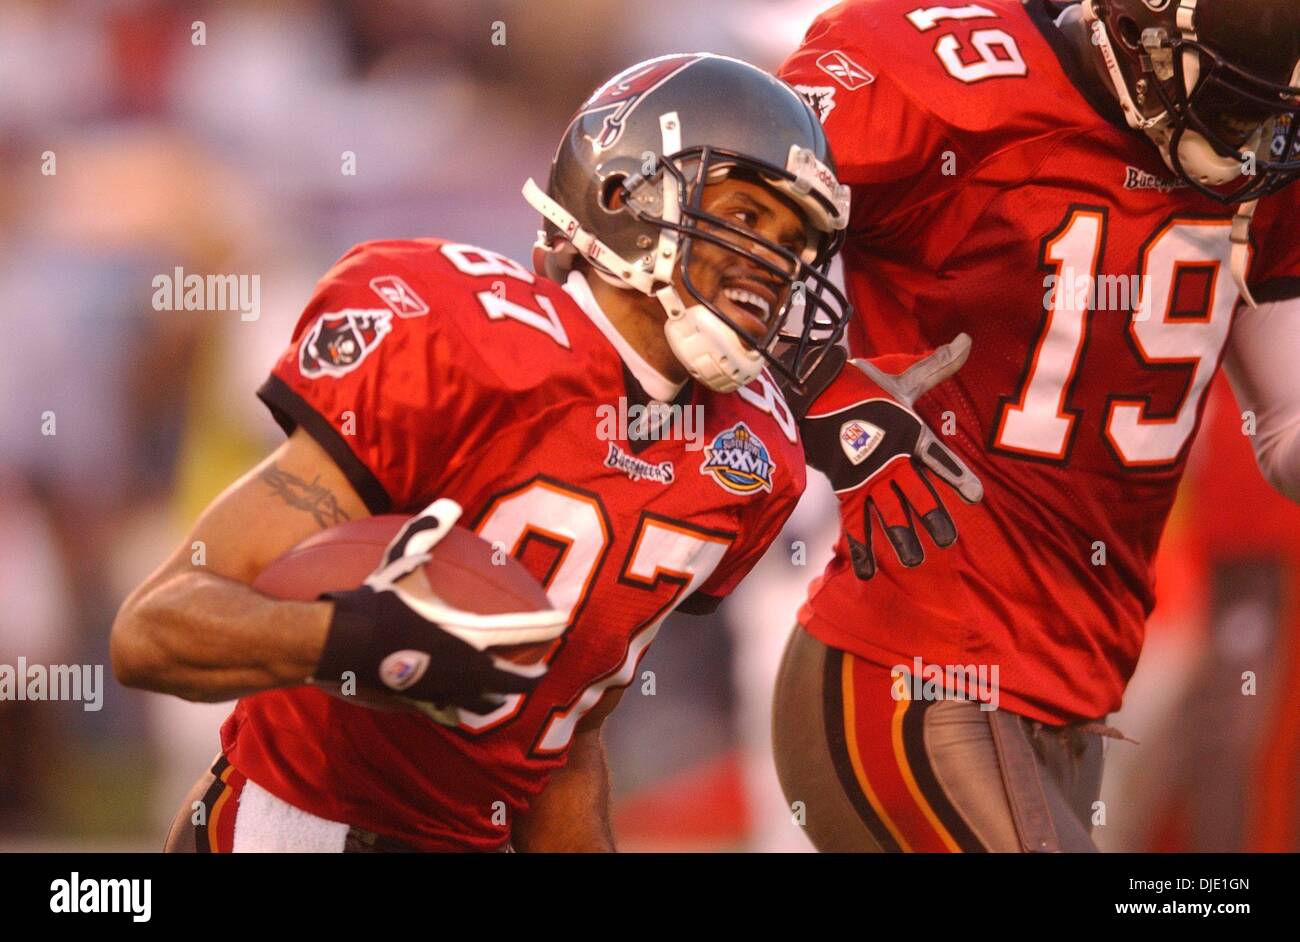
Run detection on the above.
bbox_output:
[1083,1,1165,131]
[521,177,656,293]
[656,283,763,393]
[524,167,764,393]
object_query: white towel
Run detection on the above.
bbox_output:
[231,779,350,853]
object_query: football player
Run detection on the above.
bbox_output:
[774,0,1300,851]
[110,54,854,852]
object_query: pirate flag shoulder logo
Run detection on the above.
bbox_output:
[700,421,775,495]
[299,308,393,379]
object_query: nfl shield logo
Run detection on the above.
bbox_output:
[840,419,884,465]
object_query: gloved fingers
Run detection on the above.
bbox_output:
[436,658,537,708]
[904,462,958,548]
[841,492,877,580]
[890,459,942,519]
[454,659,547,714]
[894,332,972,403]
[915,426,984,504]
[403,699,463,727]
[417,693,507,724]
[486,655,549,687]
[870,489,925,568]
[405,684,523,726]
[459,693,510,716]
[379,497,464,572]
[411,600,570,649]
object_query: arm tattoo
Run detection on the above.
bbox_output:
[260,465,352,529]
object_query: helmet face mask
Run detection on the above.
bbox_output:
[523,53,852,394]
[1149,32,1300,202]
[619,145,851,390]
[1087,0,1300,204]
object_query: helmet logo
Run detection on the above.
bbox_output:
[594,99,638,152]
[578,56,700,152]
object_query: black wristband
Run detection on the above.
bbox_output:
[313,584,536,708]
[316,589,380,687]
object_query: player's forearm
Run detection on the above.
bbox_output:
[1224,297,1300,503]
[512,727,616,852]
[111,569,330,702]
[1256,424,1300,503]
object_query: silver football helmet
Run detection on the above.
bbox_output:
[523,53,852,393]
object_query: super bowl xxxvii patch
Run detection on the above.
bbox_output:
[840,418,884,465]
[299,308,392,379]
[700,422,775,495]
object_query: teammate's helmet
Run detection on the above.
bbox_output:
[523,53,852,393]
[1084,0,1300,203]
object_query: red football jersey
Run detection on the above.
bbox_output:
[221,238,805,850]
[780,0,1300,723]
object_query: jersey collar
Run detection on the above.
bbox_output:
[562,269,687,404]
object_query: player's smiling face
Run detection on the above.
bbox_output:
[677,176,816,341]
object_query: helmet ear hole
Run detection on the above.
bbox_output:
[599,175,628,213]
[1116,16,1142,50]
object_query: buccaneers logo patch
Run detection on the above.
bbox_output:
[700,422,775,495]
[299,308,392,378]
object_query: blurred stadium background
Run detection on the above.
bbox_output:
[2,0,1297,852]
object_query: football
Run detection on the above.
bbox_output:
[253,515,558,713]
